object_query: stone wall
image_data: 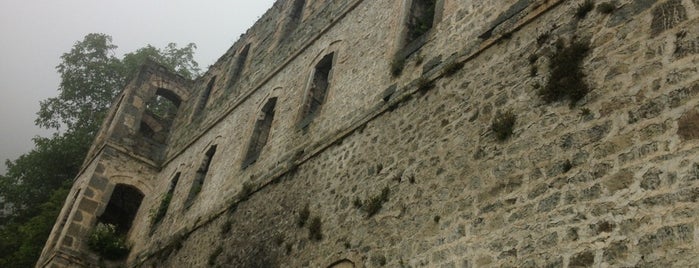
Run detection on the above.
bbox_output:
[39,0,699,267]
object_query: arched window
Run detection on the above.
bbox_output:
[140,88,182,143]
[243,98,277,168]
[185,145,217,208]
[299,53,334,129]
[193,76,216,118]
[226,44,251,92]
[97,184,144,235]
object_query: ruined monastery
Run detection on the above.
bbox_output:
[38,0,699,267]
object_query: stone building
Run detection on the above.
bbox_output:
[38,0,699,267]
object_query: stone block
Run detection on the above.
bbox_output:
[650,0,687,37]
[569,250,595,267]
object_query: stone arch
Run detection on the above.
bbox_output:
[139,86,185,144]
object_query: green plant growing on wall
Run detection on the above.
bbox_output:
[575,0,595,19]
[87,223,130,260]
[539,40,591,105]
[297,204,310,227]
[363,187,390,217]
[491,110,516,141]
[150,191,173,230]
[416,77,434,94]
[443,61,465,77]
[308,216,323,241]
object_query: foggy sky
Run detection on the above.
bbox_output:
[0,0,276,175]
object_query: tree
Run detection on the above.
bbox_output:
[0,33,200,266]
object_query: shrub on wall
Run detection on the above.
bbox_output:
[539,40,591,105]
[87,223,130,260]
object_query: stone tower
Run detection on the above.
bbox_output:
[39,0,699,267]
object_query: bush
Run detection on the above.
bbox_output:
[364,187,390,217]
[87,223,130,260]
[539,40,591,105]
[443,61,464,77]
[308,216,323,241]
[491,111,516,141]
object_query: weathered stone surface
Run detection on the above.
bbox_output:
[678,108,699,140]
[650,0,687,37]
[38,0,699,267]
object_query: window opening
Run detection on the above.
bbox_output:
[406,0,437,44]
[226,44,251,91]
[194,76,216,117]
[97,184,144,235]
[299,53,334,128]
[282,0,306,40]
[150,173,180,230]
[140,88,182,142]
[243,98,277,168]
[185,145,216,208]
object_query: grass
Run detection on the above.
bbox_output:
[539,40,591,106]
[491,110,516,141]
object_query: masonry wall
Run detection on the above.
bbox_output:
[40,0,699,267]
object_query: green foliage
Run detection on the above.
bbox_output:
[297,204,310,227]
[539,40,591,105]
[36,33,200,133]
[443,61,465,77]
[308,216,323,241]
[416,77,434,94]
[575,0,595,19]
[363,187,390,218]
[0,187,68,268]
[491,110,516,141]
[150,191,173,230]
[87,223,130,260]
[0,33,199,266]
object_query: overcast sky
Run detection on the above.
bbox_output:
[0,0,276,175]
